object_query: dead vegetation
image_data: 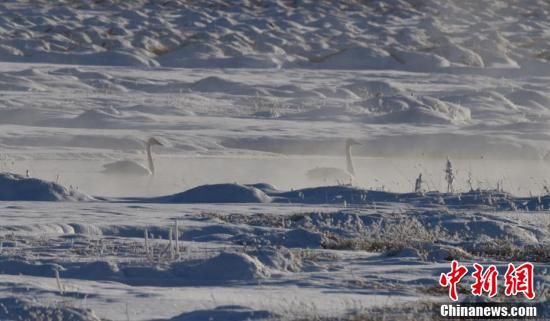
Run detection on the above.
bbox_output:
[467,241,550,263]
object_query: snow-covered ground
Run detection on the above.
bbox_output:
[0,0,549,320]
[0,198,548,321]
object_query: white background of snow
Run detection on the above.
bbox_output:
[1,0,550,320]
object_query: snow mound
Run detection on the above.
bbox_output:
[172,252,270,283]
[69,108,121,125]
[234,228,325,249]
[162,54,282,69]
[442,90,519,115]
[420,211,541,245]
[430,38,485,67]
[164,305,273,321]
[506,89,550,110]
[0,74,46,92]
[344,80,401,98]
[141,184,528,209]
[307,47,393,70]
[46,107,153,129]
[63,261,120,280]
[0,0,548,72]
[153,183,272,204]
[0,173,92,201]
[0,259,62,277]
[250,247,302,272]
[49,67,113,80]
[273,185,370,205]
[132,183,550,211]
[0,253,270,286]
[388,49,450,71]
[423,244,472,262]
[280,228,325,249]
[189,76,262,96]
[0,297,102,321]
[364,95,471,124]
[463,33,518,68]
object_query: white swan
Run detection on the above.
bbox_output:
[102,137,163,176]
[306,138,360,184]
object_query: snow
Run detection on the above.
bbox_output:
[0,0,549,320]
[172,252,271,284]
[0,297,102,321]
[150,183,273,204]
[0,202,546,320]
[0,173,92,201]
[2,0,548,73]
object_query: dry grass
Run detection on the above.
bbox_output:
[468,241,550,263]
[201,211,549,263]
[321,216,447,254]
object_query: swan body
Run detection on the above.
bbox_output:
[102,137,163,176]
[102,160,152,176]
[306,167,353,183]
[306,138,360,184]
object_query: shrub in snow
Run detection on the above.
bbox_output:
[444,158,455,193]
[414,173,423,193]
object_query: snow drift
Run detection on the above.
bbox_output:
[0,297,101,321]
[150,183,272,204]
[136,182,549,212]
[0,173,92,201]
[0,252,271,286]
[1,0,548,72]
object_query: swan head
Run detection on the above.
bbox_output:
[147,137,164,147]
[346,138,360,147]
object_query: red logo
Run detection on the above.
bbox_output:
[471,263,499,297]
[440,261,536,301]
[439,260,469,301]
[504,263,535,300]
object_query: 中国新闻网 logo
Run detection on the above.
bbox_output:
[439,260,535,301]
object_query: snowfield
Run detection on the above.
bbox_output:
[0,0,549,320]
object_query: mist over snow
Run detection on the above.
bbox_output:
[0,0,549,321]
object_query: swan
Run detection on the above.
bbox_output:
[102,137,163,176]
[306,138,360,184]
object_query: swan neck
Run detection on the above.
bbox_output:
[146,142,154,174]
[346,144,355,175]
